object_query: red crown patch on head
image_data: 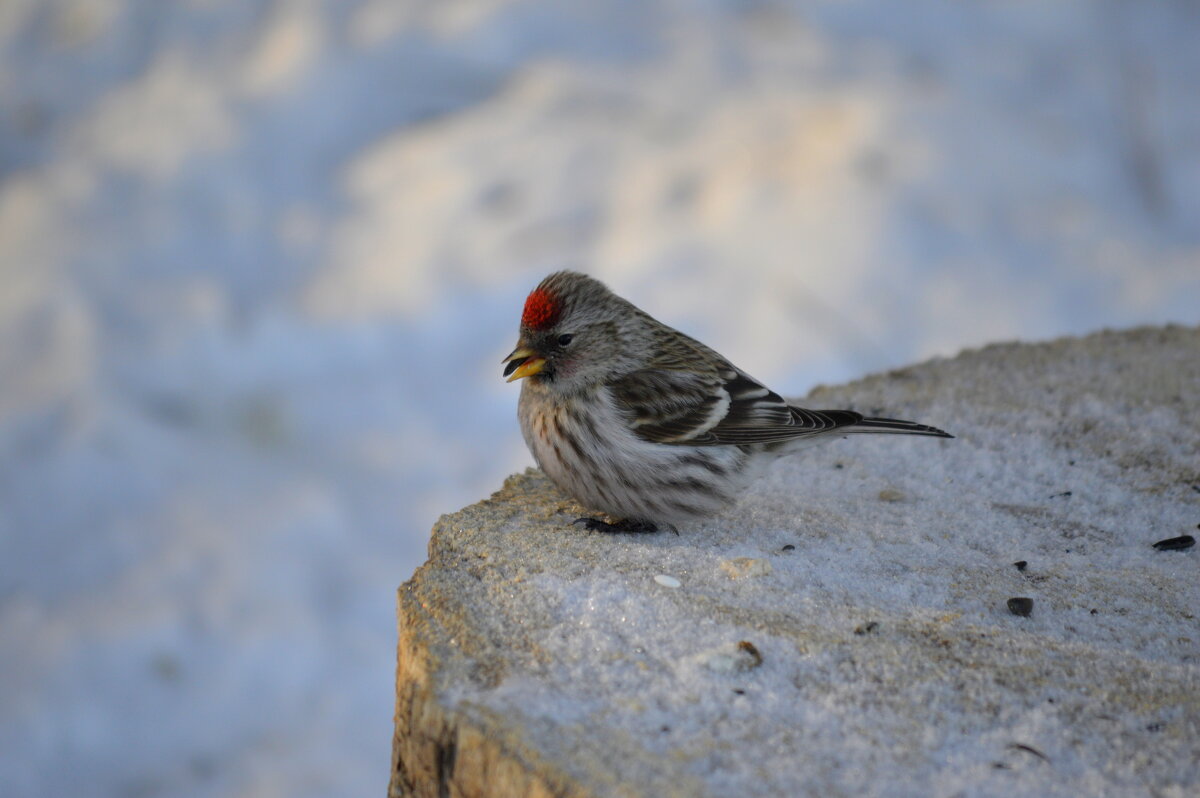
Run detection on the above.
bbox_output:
[522,288,561,330]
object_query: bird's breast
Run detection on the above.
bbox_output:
[517,385,749,525]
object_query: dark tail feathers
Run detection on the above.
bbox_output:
[827,411,953,439]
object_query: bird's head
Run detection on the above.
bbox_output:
[502,271,645,392]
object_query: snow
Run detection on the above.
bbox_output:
[411,328,1199,797]
[1,2,1198,796]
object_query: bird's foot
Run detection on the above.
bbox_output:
[573,517,659,534]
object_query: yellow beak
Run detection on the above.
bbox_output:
[502,346,546,382]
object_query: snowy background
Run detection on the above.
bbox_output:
[1,1,1197,796]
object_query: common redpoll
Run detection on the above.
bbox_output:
[503,271,951,533]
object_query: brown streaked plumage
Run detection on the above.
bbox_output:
[503,271,952,532]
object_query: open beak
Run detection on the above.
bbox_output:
[502,346,546,382]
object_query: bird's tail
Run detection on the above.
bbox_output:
[827,412,953,439]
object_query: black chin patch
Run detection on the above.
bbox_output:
[503,357,529,378]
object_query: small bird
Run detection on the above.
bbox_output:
[503,271,951,533]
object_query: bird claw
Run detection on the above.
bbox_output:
[572,517,660,534]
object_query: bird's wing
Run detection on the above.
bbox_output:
[610,366,859,446]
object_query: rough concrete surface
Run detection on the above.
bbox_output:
[390,326,1200,798]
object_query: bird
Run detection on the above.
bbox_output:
[502,271,951,533]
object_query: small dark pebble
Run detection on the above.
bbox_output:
[732,688,745,695]
[1007,597,1034,617]
[660,725,670,733]
[737,640,763,667]
[1146,722,1164,733]
[1090,608,1098,615]
[781,544,795,552]
[992,762,1010,770]
[1068,460,1075,466]
[1153,535,1195,551]
[854,621,879,635]
[1013,560,1027,571]
[834,463,844,470]
[1049,491,1072,499]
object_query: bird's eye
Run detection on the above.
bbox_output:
[557,334,574,347]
